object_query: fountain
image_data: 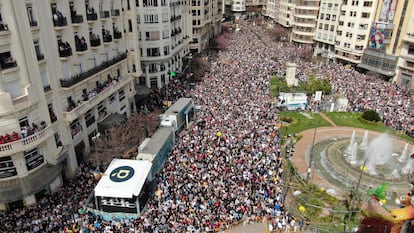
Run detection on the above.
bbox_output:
[349,142,358,165]
[398,143,409,163]
[346,130,356,155]
[360,131,369,150]
[364,133,393,175]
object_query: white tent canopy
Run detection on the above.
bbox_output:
[94,159,152,198]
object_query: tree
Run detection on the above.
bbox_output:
[268,24,289,42]
[361,110,381,122]
[94,111,161,163]
[304,76,332,95]
[189,55,211,82]
[297,45,314,62]
[210,31,231,50]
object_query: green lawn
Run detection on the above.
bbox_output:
[279,111,331,138]
[325,112,414,143]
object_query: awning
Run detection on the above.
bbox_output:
[94,159,152,198]
[357,63,396,76]
[0,163,63,203]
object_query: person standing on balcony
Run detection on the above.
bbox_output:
[21,125,29,138]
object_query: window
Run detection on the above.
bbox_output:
[332,15,336,21]
[324,24,329,30]
[143,0,158,7]
[318,23,322,29]
[162,12,168,23]
[34,40,44,61]
[147,47,160,56]
[363,1,372,7]
[351,0,359,6]
[0,156,17,179]
[361,12,370,18]
[143,14,159,23]
[48,103,57,122]
[149,63,158,73]
[145,31,160,41]
[163,45,170,55]
[25,148,44,171]
[85,110,95,127]
[27,4,37,27]
[330,25,335,32]
[54,132,62,147]
[118,89,125,101]
[162,29,169,39]
[320,13,324,19]
[98,101,106,115]
[109,94,116,103]
[408,45,414,55]
[325,14,330,20]
[70,120,82,139]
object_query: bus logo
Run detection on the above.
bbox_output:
[110,166,135,182]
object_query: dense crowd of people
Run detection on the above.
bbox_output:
[0,17,413,233]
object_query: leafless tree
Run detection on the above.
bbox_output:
[94,111,161,163]
[268,24,289,42]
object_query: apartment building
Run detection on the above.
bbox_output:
[314,0,341,60]
[291,0,320,44]
[395,0,414,90]
[135,0,191,88]
[0,0,140,210]
[224,0,245,17]
[334,0,377,65]
[263,0,278,22]
[357,0,406,80]
[190,0,224,53]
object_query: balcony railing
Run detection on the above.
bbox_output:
[60,53,127,88]
[53,15,68,27]
[114,31,122,39]
[76,43,88,52]
[111,9,120,17]
[0,126,54,156]
[86,13,98,21]
[100,11,110,19]
[71,15,84,24]
[90,38,101,47]
[30,20,38,27]
[0,59,17,70]
[63,76,130,123]
[36,54,45,61]
[103,34,113,43]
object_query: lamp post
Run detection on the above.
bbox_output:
[92,132,101,171]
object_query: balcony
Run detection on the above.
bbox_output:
[0,126,54,157]
[53,13,68,28]
[60,53,127,88]
[111,9,120,17]
[100,11,110,19]
[30,20,38,27]
[36,54,45,61]
[0,58,17,70]
[58,42,73,58]
[114,31,122,39]
[86,13,98,21]
[75,35,88,53]
[90,36,101,48]
[71,15,84,25]
[103,32,113,44]
[62,76,130,123]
